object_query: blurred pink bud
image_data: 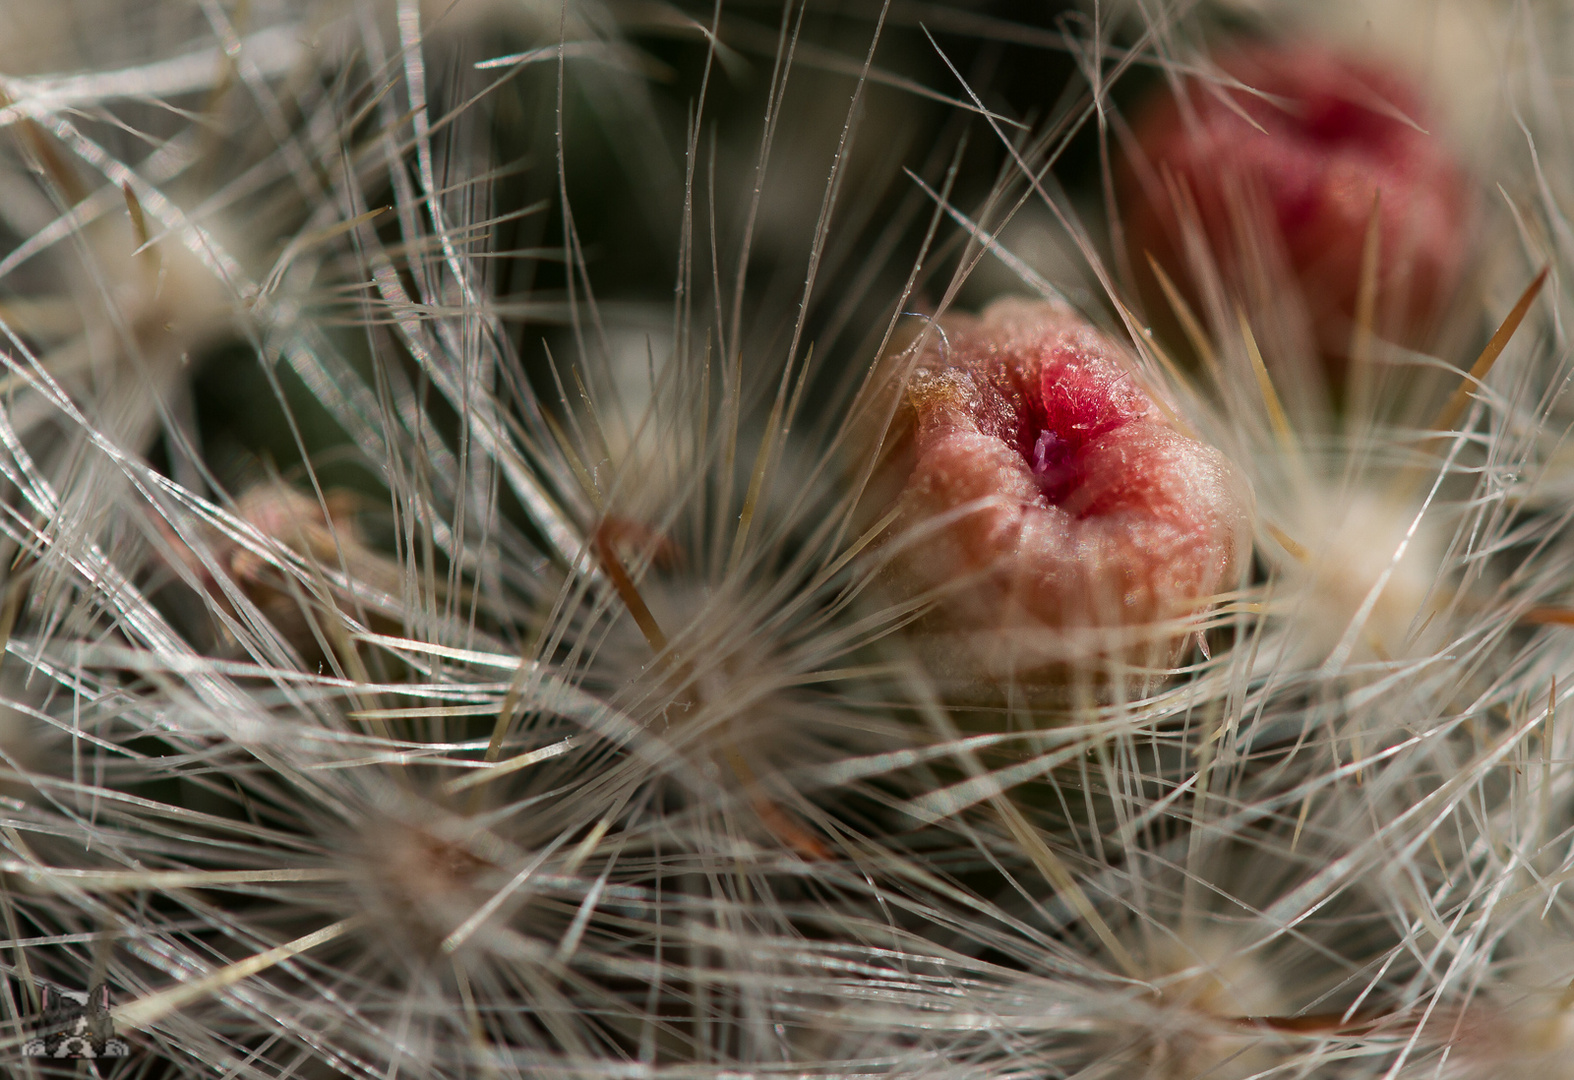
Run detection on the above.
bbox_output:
[1120,41,1477,363]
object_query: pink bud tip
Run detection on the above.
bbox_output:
[877,299,1248,689]
[1120,41,1476,361]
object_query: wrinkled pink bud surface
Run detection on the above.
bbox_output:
[882,299,1247,680]
[1120,42,1475,357]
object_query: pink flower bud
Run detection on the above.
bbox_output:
[161,484,400,665]
[875,299,1248,691]
[1120,41,1476,363]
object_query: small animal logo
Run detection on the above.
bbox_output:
[21,983,130,1059]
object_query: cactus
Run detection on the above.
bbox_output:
[0,3,1572,1078]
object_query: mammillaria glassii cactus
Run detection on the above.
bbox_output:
[0,4,1573,1080]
